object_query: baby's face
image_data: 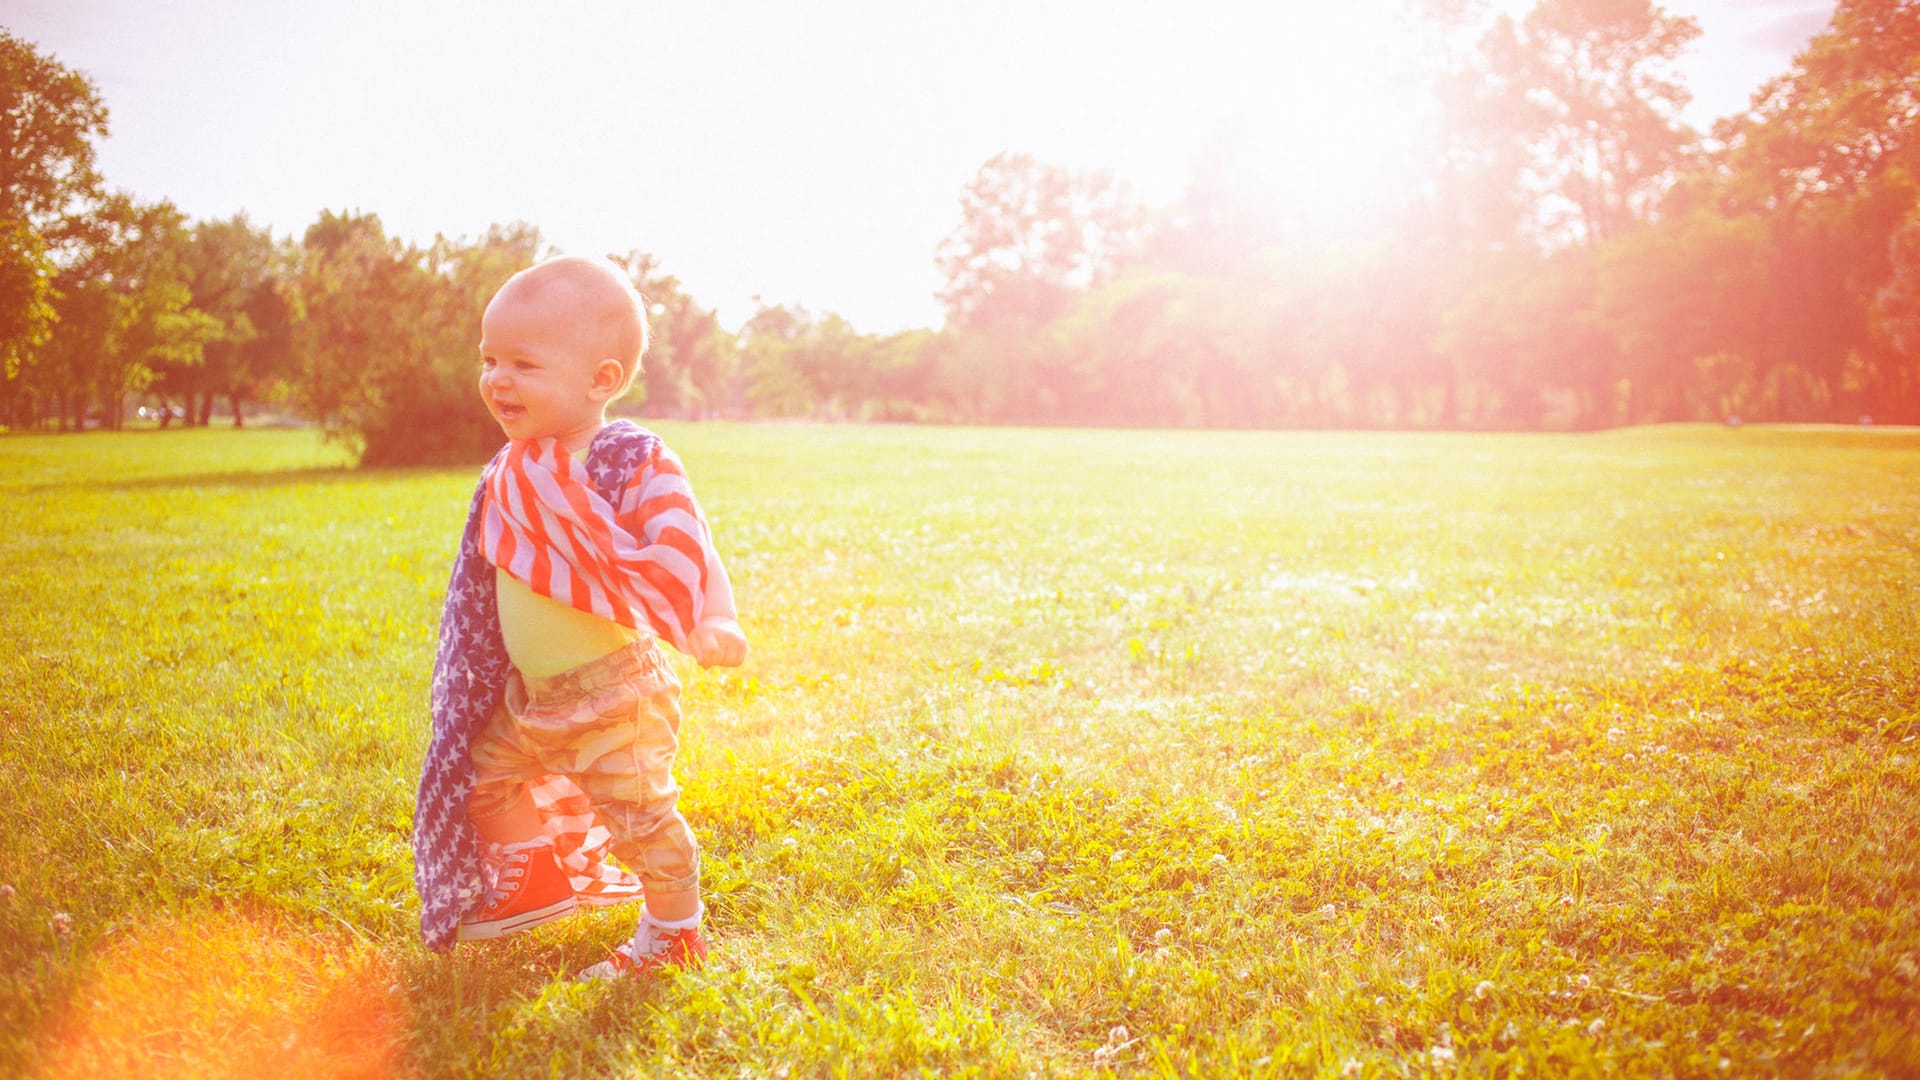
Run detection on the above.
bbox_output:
[477,288,608,449]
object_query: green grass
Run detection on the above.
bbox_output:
[2,421,1917,1078]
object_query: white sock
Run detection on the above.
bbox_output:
[640,901,704,933]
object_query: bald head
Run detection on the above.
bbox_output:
[493,255,650,393]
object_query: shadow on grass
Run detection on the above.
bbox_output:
[6,464,487,498]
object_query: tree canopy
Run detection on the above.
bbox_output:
[3,2,1918,450]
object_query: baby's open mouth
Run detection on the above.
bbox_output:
[494,402,524,420]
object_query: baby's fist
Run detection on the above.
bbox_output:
[691,617,748,668]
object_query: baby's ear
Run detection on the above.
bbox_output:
[590,358,626,399]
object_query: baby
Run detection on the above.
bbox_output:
[412,255,745,979]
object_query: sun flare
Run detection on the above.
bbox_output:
[45,911,407,1080]
[1121,5,1431,229]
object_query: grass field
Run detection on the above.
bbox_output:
[2,421,1917,1078]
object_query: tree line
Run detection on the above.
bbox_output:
[3,1,1917,466]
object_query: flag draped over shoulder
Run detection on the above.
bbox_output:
[480,435,711,653]
[413,420,717,951]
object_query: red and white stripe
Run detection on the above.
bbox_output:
[481,438,711,652]
[526,773,645,908]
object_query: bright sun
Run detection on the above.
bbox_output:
[1080,4,1432,231]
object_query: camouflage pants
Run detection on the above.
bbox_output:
[469,638,700,895]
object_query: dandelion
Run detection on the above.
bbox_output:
[1318,903,1338,920]
[51,912,72,937]
[1474,980,1495,1001]
[1430,1044,1456,1067]
[0,884,14,902]
[1092,1022,1137,1067]
[1153,928,1173,946]
[1588,1018,1605,1036]
[1574,973,1593,990]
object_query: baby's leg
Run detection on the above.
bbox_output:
[523,646,701,917]
[469,783,545,847]
[551,645,710,979]
[460,685,580,941]
[469,685,548,847]
[577,711,701,921]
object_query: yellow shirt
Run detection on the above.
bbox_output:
[495,568,642,679]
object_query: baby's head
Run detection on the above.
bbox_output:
[492,255,649,388]
[478,255,651,446]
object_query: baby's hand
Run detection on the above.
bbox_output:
[690,617,748,668]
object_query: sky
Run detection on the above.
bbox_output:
[6,0,1837,334]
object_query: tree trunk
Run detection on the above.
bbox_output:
[229,391,246,428]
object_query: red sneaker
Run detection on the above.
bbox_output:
[457,843,577,941]
[576,922,708,980]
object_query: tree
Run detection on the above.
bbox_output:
[1049,271,1272,427]
[1402,0,1534,261]
[1879,210,1920,355]
[0,218,54,425]
[1683,0,1920,420]
[397,224,548,463]
[0,30,108,237]
[851,328,939,421]
[102,202,218,431]
[0,30,109,423]
[1594,211,1771,421]
[163,214,295,427]
[1436,248,1617,427]
[1713,0,1920,213]
[934,152,1140,332]
[34,198,209,430]
[1139,135,1293,277]
[293,213,541,465]
[737,302,820,418]
[1872,209,1920,419]
[613,251,735,418]
[1482,0,1701,247]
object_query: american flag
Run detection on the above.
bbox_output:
[480,437,714,653]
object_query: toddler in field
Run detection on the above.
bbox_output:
[412,255,746,979]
